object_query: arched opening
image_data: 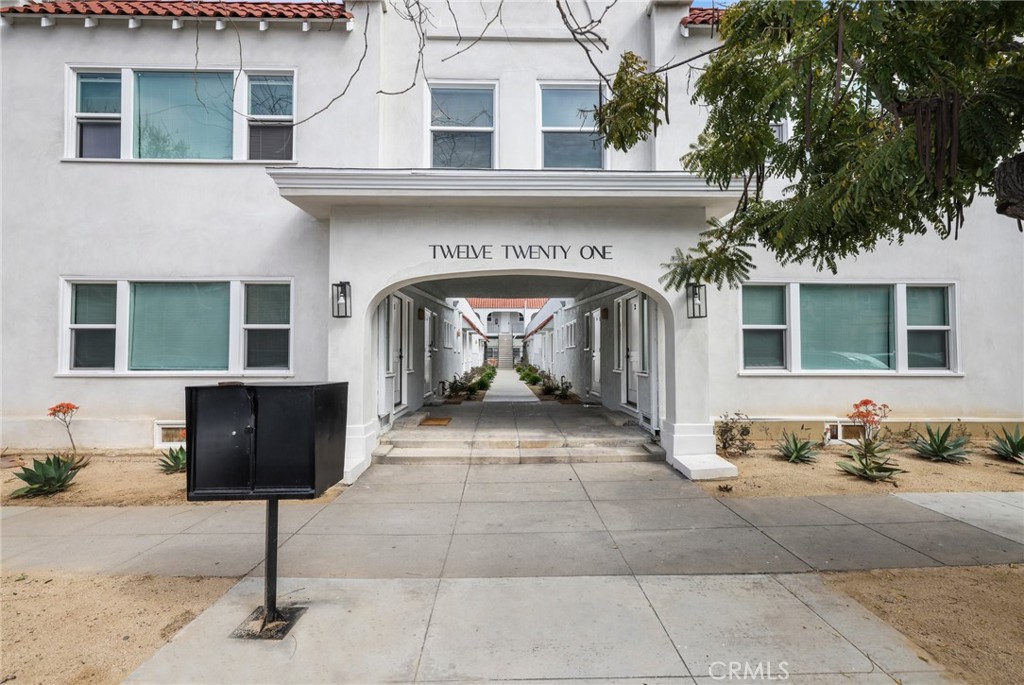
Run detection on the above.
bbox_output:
[357,270,680,467]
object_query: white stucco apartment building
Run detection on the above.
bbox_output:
[2,0,1022,482]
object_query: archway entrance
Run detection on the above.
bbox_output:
[269,167,740,483]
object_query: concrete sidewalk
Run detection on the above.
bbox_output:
[3,463,1021,684]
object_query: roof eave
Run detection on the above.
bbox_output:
[268,168,742,220]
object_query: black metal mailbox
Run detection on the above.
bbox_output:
[185,383,348,501]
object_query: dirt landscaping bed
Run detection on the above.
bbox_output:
[0,454,344,507]
[1,572,237,685]
[697,443,1023,498]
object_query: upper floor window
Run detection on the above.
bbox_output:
[541,86,602,169]
[77,73,122,158]
[430,85,494,168]
[71,69,294,162]
[248,75,294,161]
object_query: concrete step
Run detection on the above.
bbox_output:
[374,444,662,465]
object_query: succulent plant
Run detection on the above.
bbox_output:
[910,424,971,463]
[989,425,1024,464]
[776,431,817,463]
[158,446,188,474]
[11,454,79,497]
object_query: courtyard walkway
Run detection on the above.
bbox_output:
[482,368,538,402]
[2,462,1021,684]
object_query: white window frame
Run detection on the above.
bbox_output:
[738,281,960,376]
[242,282,293,371]
[67,280,118,370]
[58,277,294,376]
[65,66,297,162]
[537,81,606,170]
[565,320,577,349]
[443,320,455,349]
[73,70,123,159]
[245,72,296,161]
[740,284,790,371]
[426,80,498,169]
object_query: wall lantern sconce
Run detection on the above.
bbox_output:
[686,283,707,319]
[332,282,352,319]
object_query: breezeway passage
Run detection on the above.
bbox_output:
[372,394,664,464]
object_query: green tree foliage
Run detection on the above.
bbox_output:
[599,1,1024,288]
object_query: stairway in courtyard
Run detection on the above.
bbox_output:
[497,333,514,369]
[372,394,665,465]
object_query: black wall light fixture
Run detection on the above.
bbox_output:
[686,283,707,319]
[332,282,352,318]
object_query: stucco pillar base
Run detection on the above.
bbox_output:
[662,422,737,480]
[343,419,377,484]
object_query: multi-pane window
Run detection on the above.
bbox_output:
[741,286,787,368]
[244,284,291,369]
[70,283,117,368]
[443,320,455,349]
[248,75,294,161]
[64,280,291,373]
[541,86,602,169]
[73,70,294,161]
[907,286,950,369]
[430,86,494,168]
[76,73,121,158]
[741,283,955,372]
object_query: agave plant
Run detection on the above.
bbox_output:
[158,446,187,474]
[838,437,906,483]
[989,425,1024,464]
[11,454,79,497]
[910,424,971,463]
[776,431,817,463]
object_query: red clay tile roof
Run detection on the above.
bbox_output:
[466,298,549,310]
[522,314,554,340]
[680,7,723,26]
[1,1,352,20]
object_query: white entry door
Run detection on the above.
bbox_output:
[625,294,641,406]
[423,308,434,397]
[590,309,601,395]
[389,296,405,409]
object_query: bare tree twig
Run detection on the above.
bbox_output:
[442,1,504,63]
[295,2,373,125]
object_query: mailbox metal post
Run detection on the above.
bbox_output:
[264,498,280,626]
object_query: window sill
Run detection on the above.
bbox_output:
[56,371,295,378]
[737,370,964,378]
[62,158,298,166]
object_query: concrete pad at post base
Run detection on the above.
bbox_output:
[667,452,738,480]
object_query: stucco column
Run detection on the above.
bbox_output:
[662,291,737,479]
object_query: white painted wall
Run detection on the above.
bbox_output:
[1,18,378,449]
[2,2,1022,478]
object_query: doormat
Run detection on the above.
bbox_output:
[420,417,453,426]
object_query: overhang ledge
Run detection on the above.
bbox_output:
[267,167,740,220]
